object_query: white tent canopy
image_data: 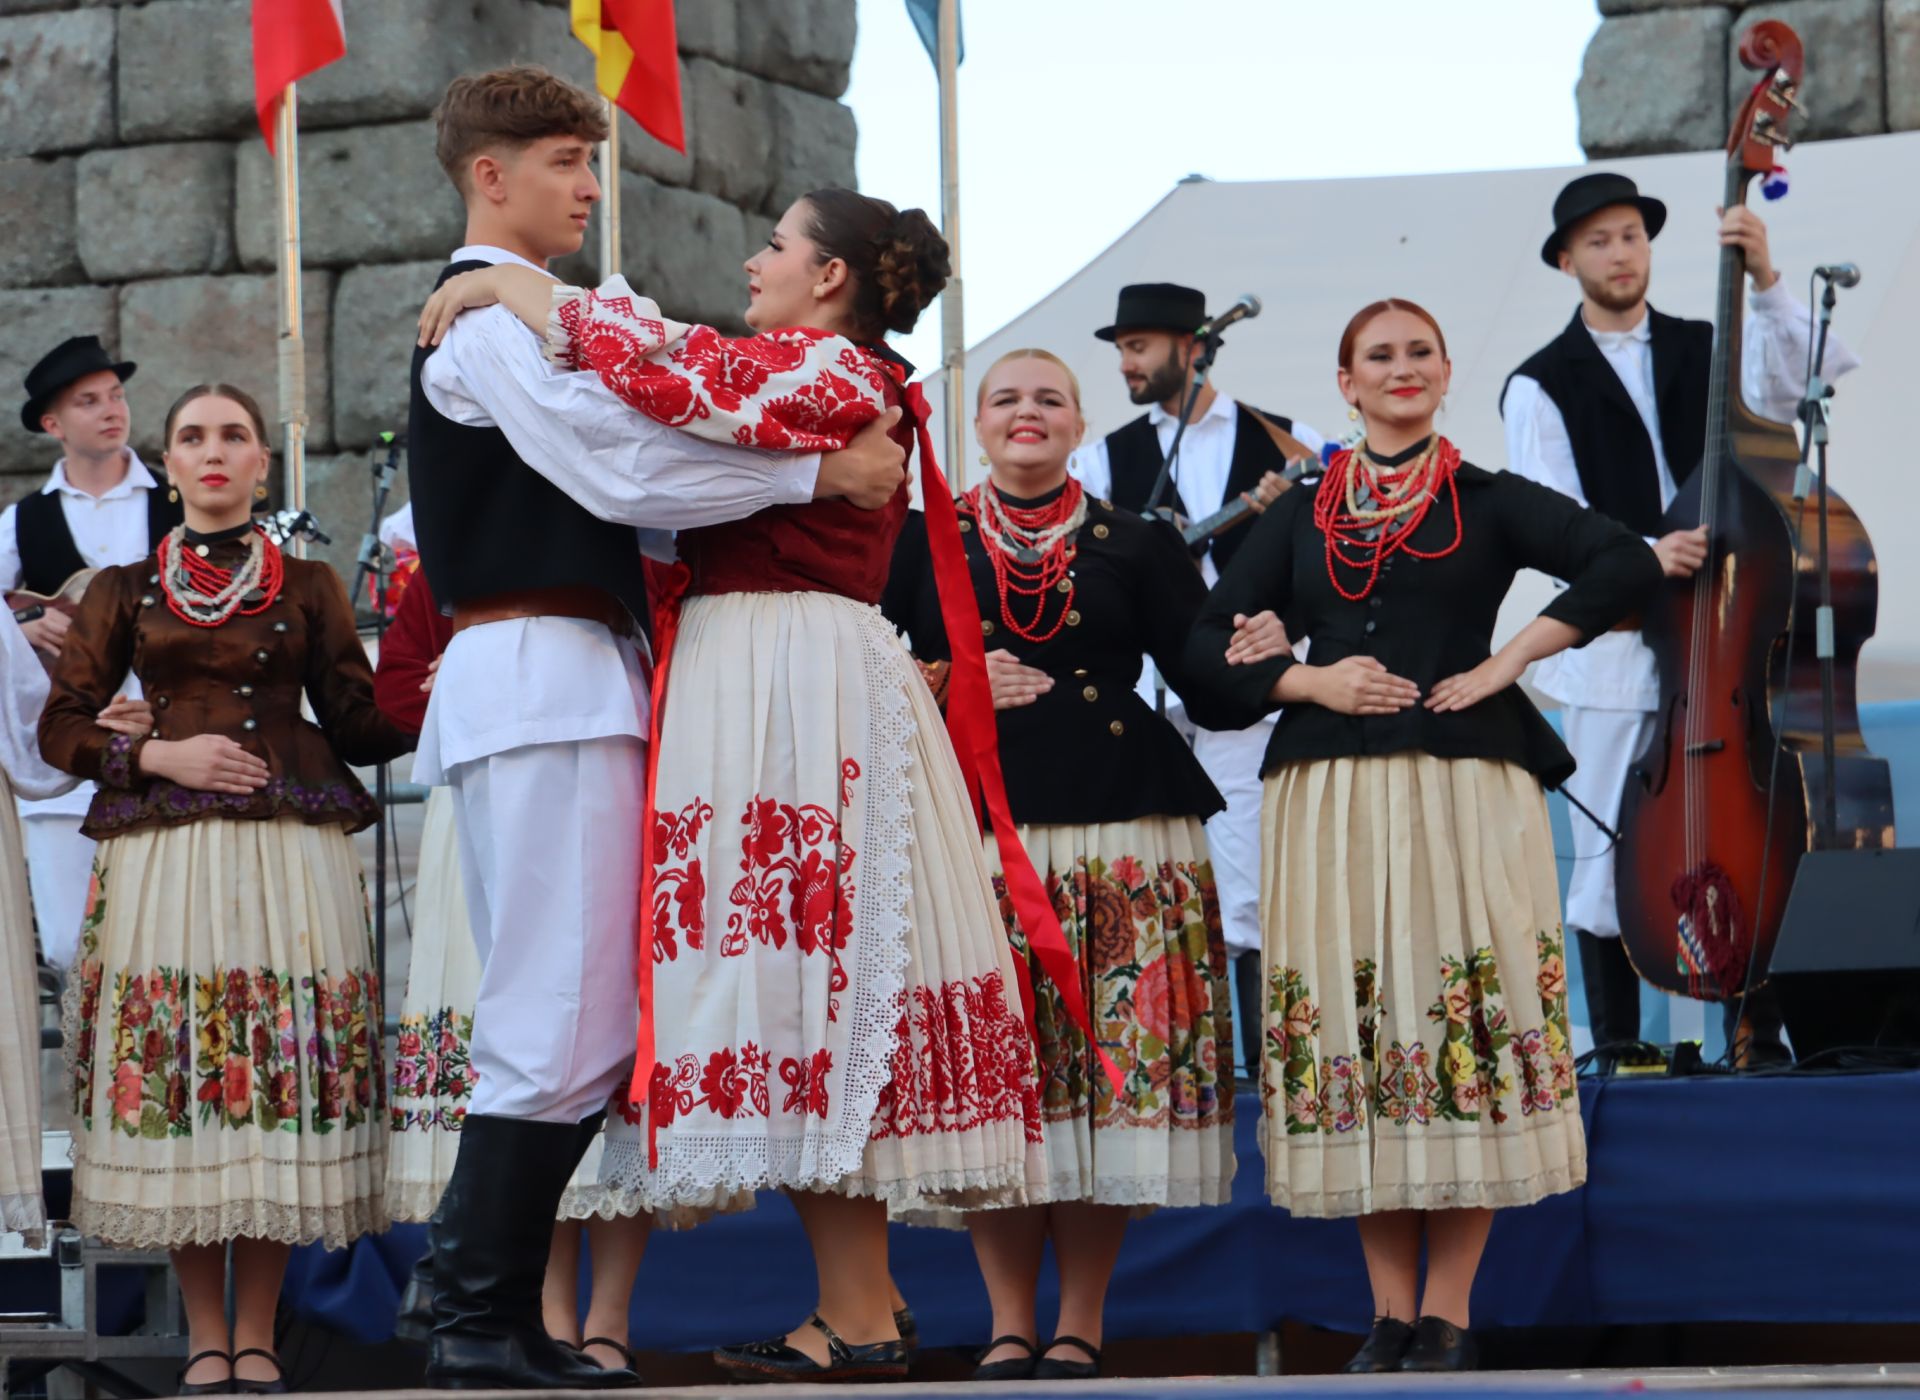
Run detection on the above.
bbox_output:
[922,131,1920,699]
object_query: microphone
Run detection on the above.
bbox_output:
[1814,263,1861,287]
[1193,294,1262,340]
[266,508,332,546]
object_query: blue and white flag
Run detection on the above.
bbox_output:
[904,0,963,66]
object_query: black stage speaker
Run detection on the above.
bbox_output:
[1769,848,1920,1059]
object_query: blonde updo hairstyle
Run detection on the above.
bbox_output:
[802,187,952,339]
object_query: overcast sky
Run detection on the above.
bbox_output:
[845,0,1604,372]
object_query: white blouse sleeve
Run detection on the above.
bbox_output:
[1069,437,1113,500]
[1741,276,1862,427]
[420,305,822,531]
[0,618,78,800]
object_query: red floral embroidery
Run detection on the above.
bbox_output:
[650,798,713,961]
[718,780,860,1020]
[873,971,1043,1144]
[649,1041,827,1125]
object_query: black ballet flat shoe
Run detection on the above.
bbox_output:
[177,1349,233,1396]
[231,1348,289,1395]
[1342,1317,1416,1373]
[713,1313,908,1385]
[894,1306,919,1362]
[970,1334,1038,1381]
[1032,1334,1101,1380]
[578,1337,639,1373]
[1398,1315,1478,1372]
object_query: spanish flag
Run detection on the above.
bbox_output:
[572,0,686,155]
[251,0,346,151]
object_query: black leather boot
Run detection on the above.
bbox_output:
[426,1114,640,1390]
[1575,929,1642,1074]
[393,1237,437,1347]
[1726,984,1793,1068]
[1234,948,1263,1080]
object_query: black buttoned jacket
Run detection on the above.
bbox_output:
[1183,458,1662,791]
[882,492,1227,826]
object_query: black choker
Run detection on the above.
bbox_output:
[182,521,256,546]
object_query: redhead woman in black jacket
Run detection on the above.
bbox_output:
[1184,300,1660,1375]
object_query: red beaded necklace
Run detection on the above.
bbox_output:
[1313,436,1464,602]
[157,526,286,628]
[962,477,1086,644]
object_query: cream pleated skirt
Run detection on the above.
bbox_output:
[63,816,387,1249]
[599,590,1046,1216]
[986,816,1236,1210]
[1258,754,1584,1219]
[0,778,46,1246]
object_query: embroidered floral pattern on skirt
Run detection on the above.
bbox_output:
[1257,754,1586,1219]
[987,816,1236,1210]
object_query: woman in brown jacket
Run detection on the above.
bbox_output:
[40,383,412,1395]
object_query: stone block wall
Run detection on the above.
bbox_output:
[1579,0,1919,156]
[0,0,856,580]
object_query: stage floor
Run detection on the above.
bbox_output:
[306,1364,1920,1398]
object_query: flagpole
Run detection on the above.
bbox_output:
[600,98,621,277]
[936,0,965,488]
[274,82,307,557]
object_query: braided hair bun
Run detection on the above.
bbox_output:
[803,188,952,339]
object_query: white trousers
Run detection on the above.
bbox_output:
[1192,718,1276,956]
[446,736,645,1124]
[1560,706,1655,940]
[22,814,97,968]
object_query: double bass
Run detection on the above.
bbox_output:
[1616,20,1895,1004]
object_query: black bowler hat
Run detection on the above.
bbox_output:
[19,335,136,435]
[1541,172,1668,269]
[1094,283,1210,342]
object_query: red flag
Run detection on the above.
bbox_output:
[252,0,346,150]
[577,0,686,154]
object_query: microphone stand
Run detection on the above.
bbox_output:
[351,434,403,985]
[1142,333,1221,722]
[1791,276,1842,850]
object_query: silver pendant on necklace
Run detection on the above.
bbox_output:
[1012,546,1043,565]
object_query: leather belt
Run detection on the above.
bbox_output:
[451,585,636,639]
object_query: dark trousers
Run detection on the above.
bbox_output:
[1233,948,1263,1081]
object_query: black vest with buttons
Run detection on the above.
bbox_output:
[1500,306,1713,538]
[407,260,653,633]
[13,481,180,596]
[1101,402,1295,573]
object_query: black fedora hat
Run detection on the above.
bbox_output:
[20,335,136,434]
[1094,283,1209,342]
[1541,172,1667,269]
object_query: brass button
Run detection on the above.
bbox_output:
[147,573,159,585]
[1092,523,1110,540]
[241,718,258,732]
[1109,719,1125,737]
[1055,578,1071,593]
[981,619,995,637]
[237,685,254,698]
[1065,610,1081,627]
[272,621,289,634]
[1101,498,1113,510]
[254,649,270,663]
[149,727,158,738]
[140,594,155,608]
[1083,685,1099,702]
[958,518,973,533]
[155,695,169,709]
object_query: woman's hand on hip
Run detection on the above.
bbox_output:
[1287,655,1420,715]
[1426,651,1526,713]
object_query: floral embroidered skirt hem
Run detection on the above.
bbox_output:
[0,783,46,1247]
[62,816,388,1250]
[985,816,1236,1212]
[597,591,1045,1218]
[1258,755,1585,1220]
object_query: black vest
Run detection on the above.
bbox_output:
[13,475,180,595]
[1102,401,1295,573]
[407,260,652,633]
[1501,306,1713,538]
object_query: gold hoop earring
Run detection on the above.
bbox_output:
[167,486,179,503]
[1347,406,1360,422]
[978,453,988,466]
[255,484,269,501]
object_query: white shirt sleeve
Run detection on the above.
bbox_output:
[0,615,77,799]
[420,305,822,530]
[0,502,21,593]
[1741,276,1862,426]
[1500,374,1590,509]
[1069,437,1113,499]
